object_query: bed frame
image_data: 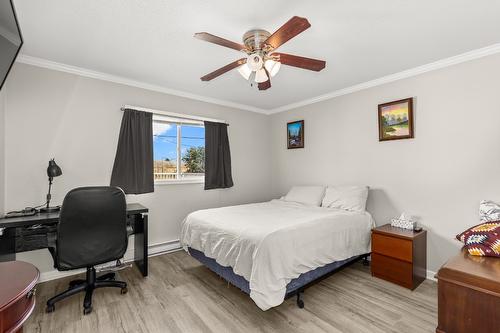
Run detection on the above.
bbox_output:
[188,247,370,309]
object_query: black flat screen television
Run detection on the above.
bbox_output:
[0,0,23,90]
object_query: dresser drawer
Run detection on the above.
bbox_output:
[371,253,413,289]
[372,233,412,262]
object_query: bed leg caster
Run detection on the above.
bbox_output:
[362,255,370,266]
[296,291,304,309]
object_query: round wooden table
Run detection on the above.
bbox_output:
[0,261,39,333]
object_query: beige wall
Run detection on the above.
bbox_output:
[270,53,500,272]
[4,63,272,273]
[4,53,500,275]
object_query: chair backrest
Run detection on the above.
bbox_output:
[56,186,128,270]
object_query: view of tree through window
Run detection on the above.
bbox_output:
[153,120,205,181]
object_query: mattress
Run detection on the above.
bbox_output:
[181,199,374,310]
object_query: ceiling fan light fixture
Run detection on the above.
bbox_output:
[254,68,268,83]
[237,63,252,80]
[264,59,281,77]
[195,16,325,90]
[247,54,263,71]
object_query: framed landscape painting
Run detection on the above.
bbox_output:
[378,98,414,141]
[287,120,304,149]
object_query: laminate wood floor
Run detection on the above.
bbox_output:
[25,250,437,333]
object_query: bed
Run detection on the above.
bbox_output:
[180,187,374,311]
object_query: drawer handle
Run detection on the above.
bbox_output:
[27,288,36,299]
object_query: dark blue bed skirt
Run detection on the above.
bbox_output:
[188,247,362,296]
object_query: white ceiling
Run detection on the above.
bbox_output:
[13,0,500,111]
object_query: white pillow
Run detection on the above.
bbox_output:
[283,186,326,207]
[321,186,369,212]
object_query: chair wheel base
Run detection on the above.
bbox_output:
[46,267,127,315]
[69,281,83,288]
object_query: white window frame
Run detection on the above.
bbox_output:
[153,116,205,185]
[121,105,226,186]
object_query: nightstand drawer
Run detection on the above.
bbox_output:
[371,253,413,289]
[372,233,412,262]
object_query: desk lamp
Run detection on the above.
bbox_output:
[40,158,62,213]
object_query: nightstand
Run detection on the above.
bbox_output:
[371,224,427,290]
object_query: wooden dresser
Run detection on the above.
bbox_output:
[436,248,500,333]
[0,261,39,333]
[371,224,427,290]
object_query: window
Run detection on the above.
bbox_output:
[153,115,205,183]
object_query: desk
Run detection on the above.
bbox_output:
[0,203,149,277]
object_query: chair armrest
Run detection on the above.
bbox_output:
[47,231,57,248]
[47,231,58,267]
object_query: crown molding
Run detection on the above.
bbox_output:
[15,43,500,116]
[268,43,500,114]
[15,54,269,114]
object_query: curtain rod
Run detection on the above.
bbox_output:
[120,105,228,125]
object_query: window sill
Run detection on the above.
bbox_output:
[154,178,204,186]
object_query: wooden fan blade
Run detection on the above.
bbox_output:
[261,16,311,50]
[258,79,271,90]
[200,58,247,81]
[194,32,246,52]
[258,68,271,90]
[273,53,326,71]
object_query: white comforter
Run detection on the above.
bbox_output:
[180,200,374,310]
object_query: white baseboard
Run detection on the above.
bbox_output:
[40,245,438,284]
[39,239,181,283]
[426,269,437,282]
[148,239,182,257]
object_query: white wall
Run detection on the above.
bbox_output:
[270,53,500,272]
[5,53,500,276]
[4,63,272,273]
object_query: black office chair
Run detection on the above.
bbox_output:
[46,186,129,315]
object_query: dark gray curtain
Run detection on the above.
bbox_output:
[110,109,154,194]
[204,121,233,190]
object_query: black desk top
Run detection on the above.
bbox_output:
[124,203,149,215]
[0,203,148,228]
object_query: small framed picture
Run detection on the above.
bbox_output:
[378,98,414,141]
[287,120,304,149]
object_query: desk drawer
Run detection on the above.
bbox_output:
[15,225,56,252]
[372,233,412,262]
[372,253,413,289]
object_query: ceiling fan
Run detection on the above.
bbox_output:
[194,16,326,91]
